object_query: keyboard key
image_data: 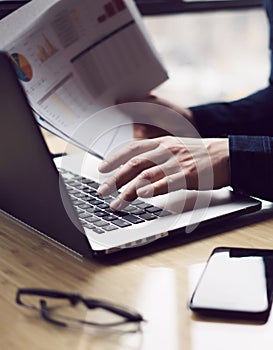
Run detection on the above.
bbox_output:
[136,203,153,210]
[139,213,157,221]
[75,193,86,199]
[131,199,144,205]
[79,212,93,219]
[87,199,102,206]
[74,183,85,189]
[86,207,95,213]
[71,199,83,206]
[67,189,79,195]
[157,210,172,217]
[93,228,105,234]
[85,188,97,195]
[82,180,99,189]
[112,219,132,228]
[94,210,108,218]
[97,203,109,209]
[123,215,145,224]
[103,215,118,221]
[103,197,114,204]
[111,210,128,217]
[104,225,118,231]
[146,206,162,213]
[130,209,146,215]
[82,223,95,229]
[81,178,93,184]
[78,203,90,209]
[64,180,78,186]
[111,191,121,197]
[93,220,109,227]
[123,205,138,213]
[85,216,100,223]
[81,195,91,201]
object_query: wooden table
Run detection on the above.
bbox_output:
[1,134,273,350]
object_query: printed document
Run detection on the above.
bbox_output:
[0,0,168,157]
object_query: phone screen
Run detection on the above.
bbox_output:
[189,247,273,322]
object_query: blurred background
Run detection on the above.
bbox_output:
[144,8,269,106]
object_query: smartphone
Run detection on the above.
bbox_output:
[189,247,273,323]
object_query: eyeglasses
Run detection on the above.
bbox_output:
[16,288,144,331]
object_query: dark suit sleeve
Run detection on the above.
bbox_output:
[185,0,273,201]
[229,135,273,202]
[189,85,273,137]
[188,70,273,201]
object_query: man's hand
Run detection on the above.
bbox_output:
[98,136,230,211]
[118,95,196,139]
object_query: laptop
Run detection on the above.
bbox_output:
[0,52,261,258]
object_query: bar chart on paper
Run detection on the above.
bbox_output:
[97,0,127,23]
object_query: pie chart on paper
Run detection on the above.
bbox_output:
[10,53,33,82]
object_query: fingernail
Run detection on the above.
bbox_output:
[137,185,153,198]
[98,161,108,172]
[98,183,110,196]
[110,198,124,211]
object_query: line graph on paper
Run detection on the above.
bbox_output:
[37,74,94,135]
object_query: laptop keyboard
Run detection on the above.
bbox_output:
[59,168,171,234]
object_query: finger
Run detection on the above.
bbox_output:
[135,157,182,188]
[109,161,181,210]
[109,167,164,211]
[110,166,166,209]
[110,182,139,211]
[98,157,154,197]
[137,172,188,198]
[98,146,172,196]
[98,139,158,173]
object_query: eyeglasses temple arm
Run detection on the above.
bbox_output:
[85,299,145,322]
